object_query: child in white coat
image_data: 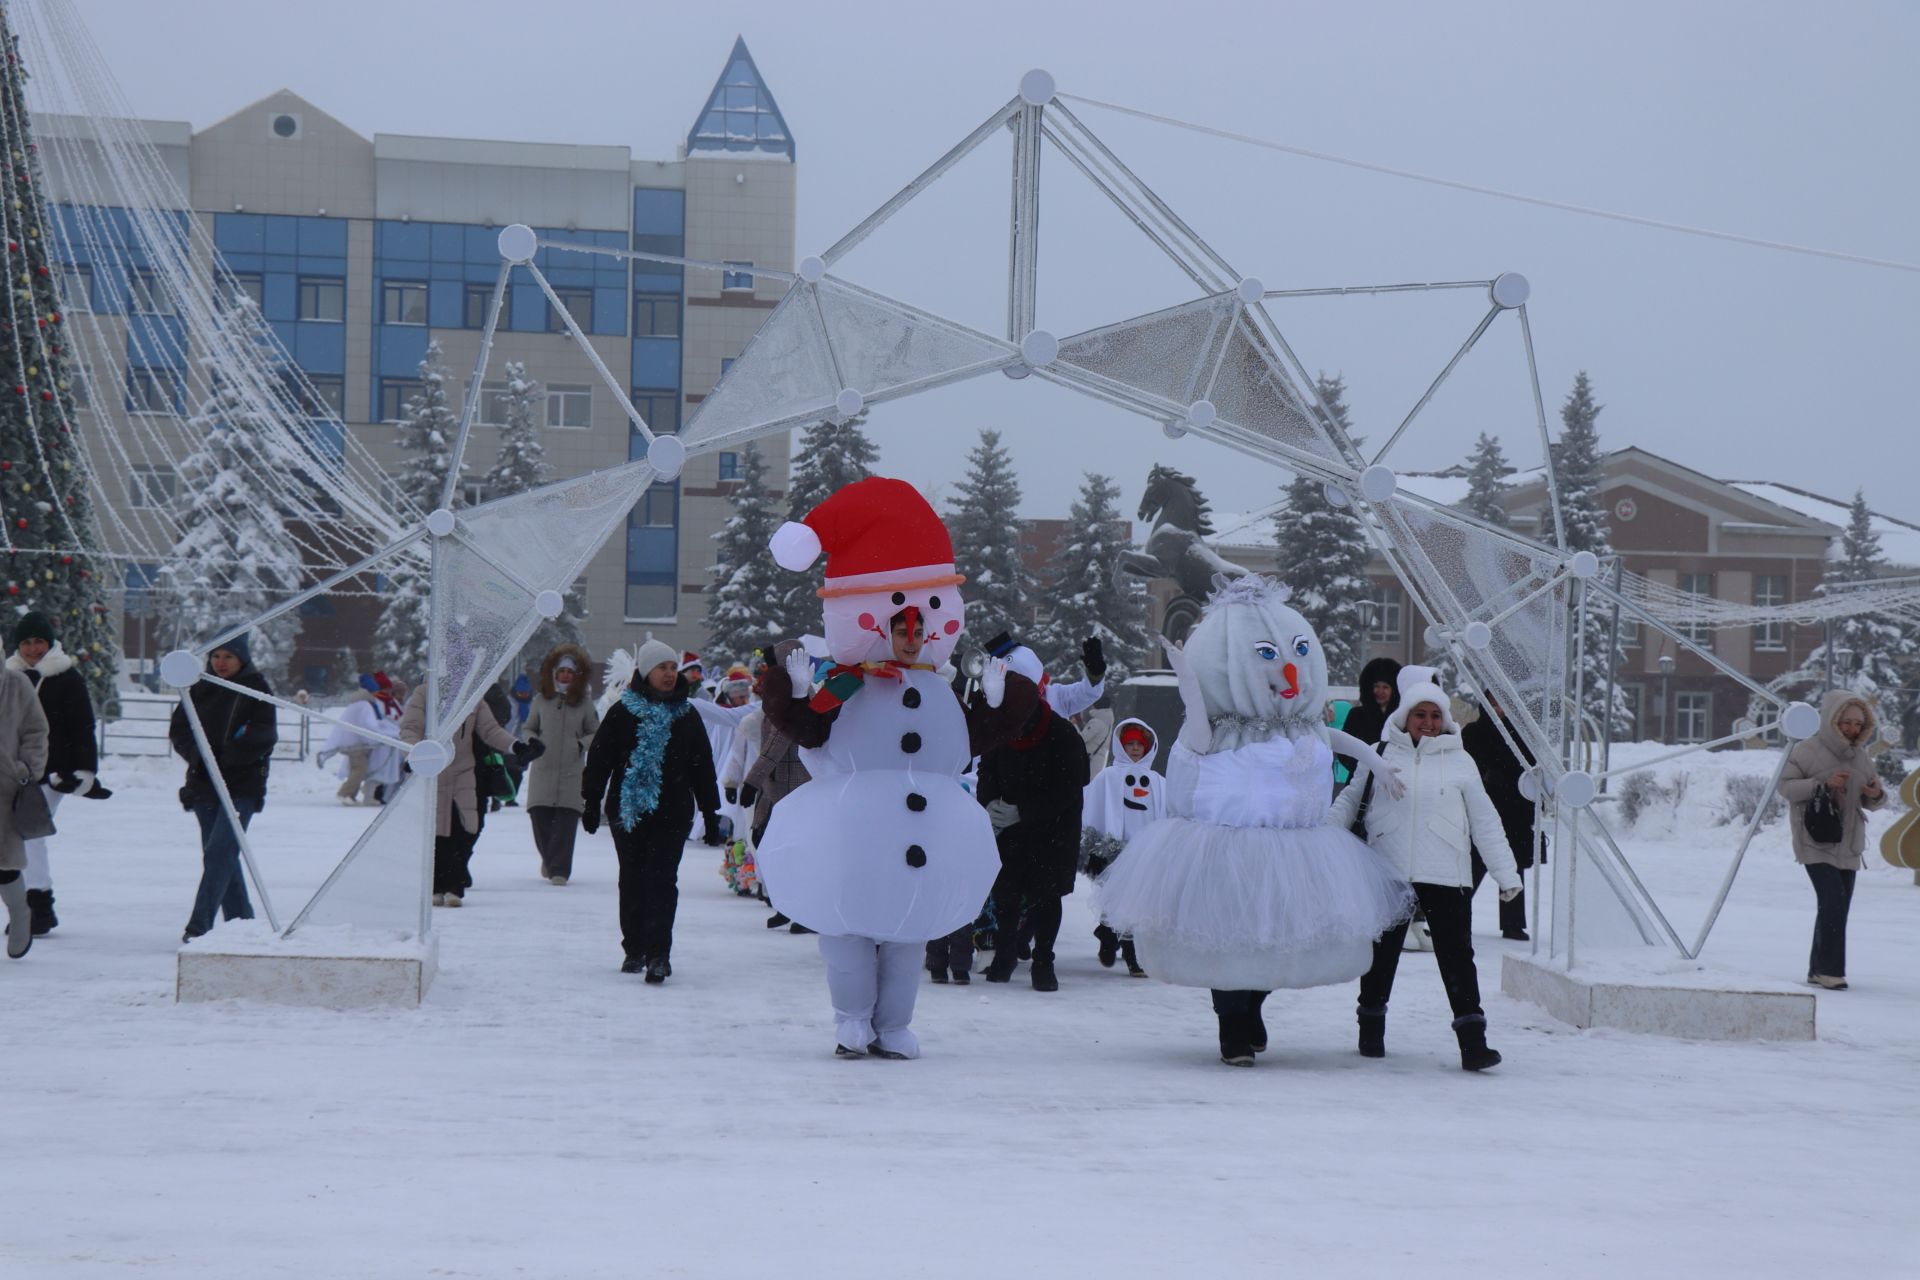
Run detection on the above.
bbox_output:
[1327,666,1521,1071]
[1082,718,1164,976]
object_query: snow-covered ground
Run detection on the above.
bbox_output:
[8,748,1915,1278]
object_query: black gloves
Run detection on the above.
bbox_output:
[49,770,112,799]
[724,785,738,805]
[1082,636,1106,683]
[701,813,723,846]
[580,807,600,835]
[512,738,546,765]
[738,783,759,810]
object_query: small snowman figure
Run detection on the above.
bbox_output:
[757,477,1036,1059]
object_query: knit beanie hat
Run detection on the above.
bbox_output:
[11,611,54,648]
[634,639,680,683]
[210,631,253,668]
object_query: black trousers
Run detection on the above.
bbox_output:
[926,923,975,975]
[989,863,1064,965]
[1804,863,1856,978]
[1469,856,1528,936]
[1210,989,1270,1019]
[433,810,478,896]
[528,806,580,879]
[1358,883,1483,1019]
[614,815,691,961]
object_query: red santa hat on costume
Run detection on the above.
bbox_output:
[677,650,702,673]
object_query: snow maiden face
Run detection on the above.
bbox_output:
[1182,576,1327,746]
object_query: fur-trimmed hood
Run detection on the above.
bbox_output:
[538,644,594,704]
[7,642,74,678]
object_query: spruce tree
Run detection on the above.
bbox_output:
[1273,374,1372,682]
[766,412,878,642]
[1550,371,1629,734]
[1032,472,1147,681]
[1462,432,1512,529]
[0,17,118,704]
[948,428,1031,650]
[161,300,308,686]
[1808,491,1912,744]
[373,342,461,680]
[705,442,785,663]
[481,361,585,669]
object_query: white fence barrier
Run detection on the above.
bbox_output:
[99,691,312,761]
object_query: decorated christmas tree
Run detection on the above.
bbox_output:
[0,16,118,704]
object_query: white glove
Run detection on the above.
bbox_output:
[1499,885,1523,903]
[1373,757,1407,802]
[979,657,1007,709]
[986,798,1020,831]
[783,648,814,693]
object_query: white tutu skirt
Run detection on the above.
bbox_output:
[1096,818,1415,991]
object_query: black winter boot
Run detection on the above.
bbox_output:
[1029,959,1059,992]
[1094,924,1120,968]
[1218,1011,1255,1067]
[1247,995,1269,1054]
[1120,938,1147,977]
[983,951,1017,983]
[1453,1014,1502,1071]
[1357,1007,1386,1058]
[26,888,56,935]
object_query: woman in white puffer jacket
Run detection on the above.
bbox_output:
[1327,666,1521,1071]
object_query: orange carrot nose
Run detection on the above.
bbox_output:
[1132,787,1149,797]
[1280,662,1300,698]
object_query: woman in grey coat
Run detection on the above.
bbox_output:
[1778,689,1888,989]
[0,665,51,958]
[522,644,599,885]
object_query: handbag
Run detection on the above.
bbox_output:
[13,781,55,841]
[1803,783,1845,846]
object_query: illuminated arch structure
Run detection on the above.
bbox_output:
[162,71,1823,971]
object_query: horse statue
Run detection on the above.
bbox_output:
[1119,464,1247,649]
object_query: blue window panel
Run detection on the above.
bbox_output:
[377,324,430,378]
[262,253,299,275]
[465,263,500,284]
[631,337,680,387]
[296,418,346,468]
[298,216,347,256]
[270,319,299,354]
[381,221,431,260]
[93,269,129,315]
[126,314,189,370]
[304,255,349,276]
[263,217,298,254]
[430,223,465,259]
[626,526,677,576]
[509,282,547,332]
[378,260,428,284]
[628,433,650,462]
[428,280,464,328]
[223,251,264,274]
[466,225,500,260]
[592,287,626,335]
[293,322,346,373]
[633,269,680,294]
[633,188,685,235]
[215,212,265,254]
[429,259,462,281]
[261,273,297,322]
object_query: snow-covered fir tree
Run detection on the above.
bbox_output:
[1273,374,1372,683]
[373,342,462,680]
[765,412,878,643]
[161,300,309,686]
[1806,491,1913,749]
[705,442,785,663]
[1550,371,1630,734]
[948,428,1032,650]
[1462,432,1513,529]
[1032,472,1147,681]
[480,362,586,670]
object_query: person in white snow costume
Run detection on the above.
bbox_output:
[756,477,1034,1060]
[1082,717,1164,976]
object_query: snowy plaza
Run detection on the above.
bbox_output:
[2,2,1917,1277]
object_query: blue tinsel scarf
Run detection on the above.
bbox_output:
[616,689,692,830]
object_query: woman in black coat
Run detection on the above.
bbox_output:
[1337,656,1403,784]
[1462,693,1539,940]
[581,641,722,984]
[975,698,1089,991]
[169,632,277,942]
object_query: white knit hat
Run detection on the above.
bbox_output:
[1387,665,1457,733]
[633,639,680,681]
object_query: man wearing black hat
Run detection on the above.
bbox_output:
[170,631,277,942]
[6,611,106,935]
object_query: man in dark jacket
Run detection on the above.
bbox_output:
[169,632,277,942]
[581,638,722,983]
[1463,692,1540,940]
[1336,656,1403,786]
[976,691,1089,991]
[7,611,104,935]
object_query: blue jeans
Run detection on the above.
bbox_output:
[186,799,260,937]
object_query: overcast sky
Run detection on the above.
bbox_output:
[74,0,1920,530]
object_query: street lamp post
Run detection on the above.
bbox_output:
[1658,652,1676,745]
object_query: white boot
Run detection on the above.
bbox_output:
[1,877,32,959]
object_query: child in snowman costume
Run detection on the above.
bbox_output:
[1096,575,1414,1066]
[757,477,1036,1059]
[1082,718,1164,977]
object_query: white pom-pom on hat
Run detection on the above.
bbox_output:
[770,520,823,571]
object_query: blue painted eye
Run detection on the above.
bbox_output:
[1254,643,1278,662]
[1292,635,1311,658]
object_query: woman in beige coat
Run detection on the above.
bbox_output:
[522,644,599,885]
[1778,690,1888,989]
[399,685,527,908]
[0,666,50,958]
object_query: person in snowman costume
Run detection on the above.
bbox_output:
[1082,718,1165,977]
[1096,575,1414,1066]
[756,477,1037,1059]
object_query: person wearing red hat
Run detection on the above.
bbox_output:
[758,477,1037,1059]
[1080,717,1165,977]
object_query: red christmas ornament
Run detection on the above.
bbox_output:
[34,319,44,329]
[78,569,88,579]
[5,586,15,596]
[13,519,24,529]
[38,391,50,401]
[9,386,20,396]
[60,555,70,564]
[33,265,46,277]
[2,461,12,470]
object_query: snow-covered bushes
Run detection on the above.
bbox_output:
[1615,763,1779,834]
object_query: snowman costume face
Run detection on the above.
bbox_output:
[1085,717,1166,844]
[1181,577,1328,748]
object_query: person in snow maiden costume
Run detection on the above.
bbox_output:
[1096,576,1413,1067]
[9,610,106,937]
[581,639,722,983]
[170,633,276,943]
[1328,666,1522,1070]
[1082,718,1164,977]
[756,476,1030,1059]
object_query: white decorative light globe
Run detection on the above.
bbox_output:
[1019,329,1058,367]
[1186,400,1216,429]
[1236,277,1265,305]
[1517,771,1538,803]
[496,223,538,264]
[1556,770,1597,809]
[1568,550,1601,579]
[1002,362,1032,380]
[1780,701,1822,740]
[1162,420,1188,440]
[646,433,685,480]
[424,508,457,538]
[407,739,452,779]
[1359,465,1398,503]
[159,648,202,688]
[797,255,826,284]
[535,589,565,620]
[1464,621,1494,650]
[1323,482,1351,509]
[1422,624,1442,650]
[1019,69,1056,106]
[836,388,865,419]
[1489,272,1531,309]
